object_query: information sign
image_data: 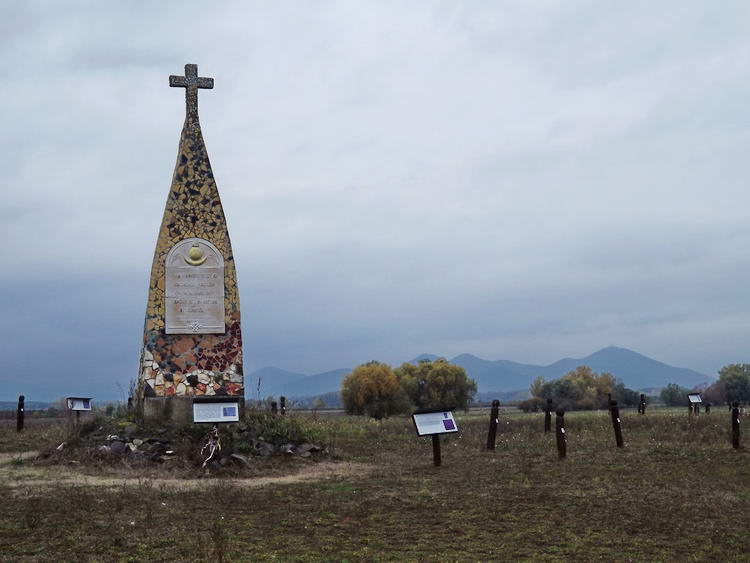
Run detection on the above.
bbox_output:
[412,409,458,436]
[66,397,92,411]
[192,398,240,423]
[687,393,703,404]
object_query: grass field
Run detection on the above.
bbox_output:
[1,407,749,561]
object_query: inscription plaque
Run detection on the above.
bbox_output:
[165,238,225,334]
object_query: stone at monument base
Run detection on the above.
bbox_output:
[141,397,245,423]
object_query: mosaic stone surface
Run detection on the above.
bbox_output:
[138,66,243,400]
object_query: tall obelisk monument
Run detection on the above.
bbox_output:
[138,64,243,419]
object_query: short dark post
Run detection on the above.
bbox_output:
[610,400,624,448]
[639,394,646,415]
[280,396,286,416]
[705,403,711,414]
[689,403,694,416]
[16,395,25,433]
[432,434,441,466]
[732,402,740,449]
[127,397,133,411]
[695,403,700,415]
[486,399,499,450]
[607,393,613,411]
[271,401,278,415]
[555,408,567,459]
[544,398,552,433]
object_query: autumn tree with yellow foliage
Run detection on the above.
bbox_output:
[528,365,639,410]
[341,361,411,419]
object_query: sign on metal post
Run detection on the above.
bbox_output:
[66,397,92,411]
[192,397,240,423]
[412,407,458,467]
[412,409,458,437]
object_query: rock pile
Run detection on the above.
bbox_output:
[47,421,326,471]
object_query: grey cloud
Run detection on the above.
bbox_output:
[2,1,750,400]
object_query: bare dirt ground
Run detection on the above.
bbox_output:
[0,452,370,492]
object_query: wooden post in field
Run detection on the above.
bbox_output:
[271,401,278,414]
[544,398,552,433]
[732,402,740,449]
[432,434,442,466]
[556,408,567,459]
[127,397,133,411]
[705,403,711,414]
[639,394,646,415]
[280,396,286,416]
[486,399,499,450]
[16,395,24,433]
[610,400,624,448]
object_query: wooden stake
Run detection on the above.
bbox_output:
[556,408,567,459]
[732,402,740,449]
[544,398,552,433]
[486,400,499,450]
[16,395,24,433]
[610,400,624,448]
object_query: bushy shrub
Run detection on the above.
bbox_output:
[528,365,639,411]
[242,410,328,445]
[395,358,477,411]
[341,362,411,419]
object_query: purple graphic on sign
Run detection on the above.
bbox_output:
[443,419,455,430]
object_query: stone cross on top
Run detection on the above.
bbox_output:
[169,63,213,122]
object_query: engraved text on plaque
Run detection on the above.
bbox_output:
[165,238,225,334]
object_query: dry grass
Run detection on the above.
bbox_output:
[1,407,749,561]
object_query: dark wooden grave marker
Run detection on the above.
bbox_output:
[556,407,567,459]
[610,400,624,448]
[16,395,24,433]
[486,399,499,450]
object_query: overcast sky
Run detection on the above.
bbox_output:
[2,1,750,400]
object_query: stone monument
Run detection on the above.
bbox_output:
[137,64,243,420]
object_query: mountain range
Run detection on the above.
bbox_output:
[249,346,712,400]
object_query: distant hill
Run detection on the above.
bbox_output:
[447,347,711,394]
[248,346,711,399]
[249,368,350,400]
[409,353,441,363]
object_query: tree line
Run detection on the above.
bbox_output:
[661,364,750,406]
[520,365,640,411]
[341,358,477,418]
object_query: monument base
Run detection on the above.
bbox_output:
[141,396,245,424]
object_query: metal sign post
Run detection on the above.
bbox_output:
[192,397,241,469]
[412,407,458,467]
[688,393,703,416]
